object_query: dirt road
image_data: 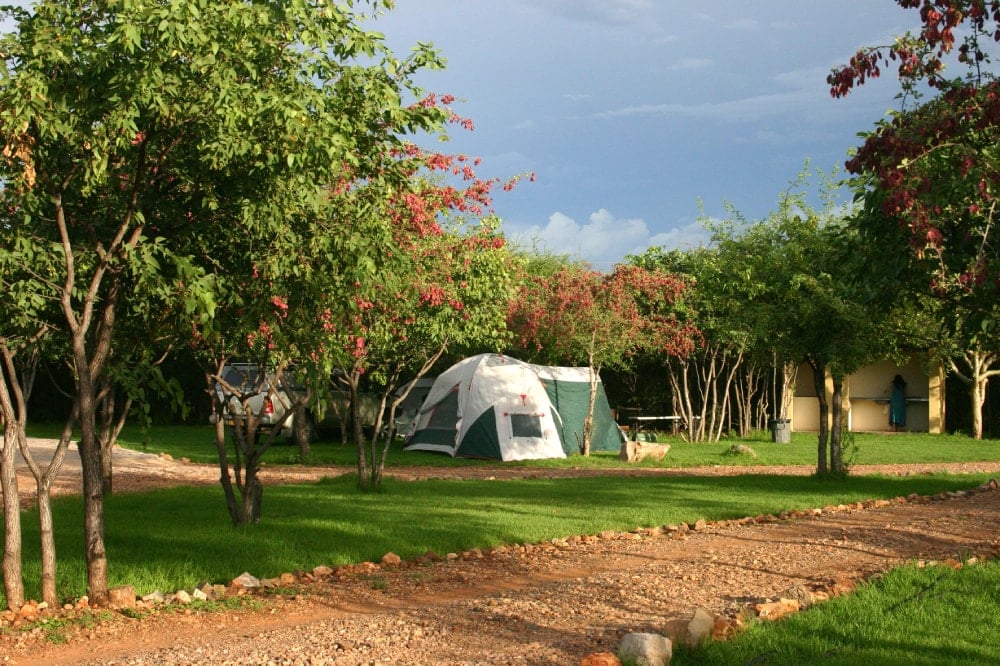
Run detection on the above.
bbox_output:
[3,440,1000,665]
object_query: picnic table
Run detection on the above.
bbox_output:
[629,415,684,440]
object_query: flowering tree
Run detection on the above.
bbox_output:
[0,0,455,599]
[334,219,517,491]
[828,0,1000,438]
[508,260,696,455]
[311,124,527,490]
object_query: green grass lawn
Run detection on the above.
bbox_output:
[27,422,1000,469]
[6,470,996,609]
[674,559,1000,665]
[12,423,1000,662]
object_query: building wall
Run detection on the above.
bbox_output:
[790,354,944,434]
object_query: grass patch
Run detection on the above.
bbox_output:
[28,423,1000,469]
[674,559,1000,665]
[5,471,995,608]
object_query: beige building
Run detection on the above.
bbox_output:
[790,355,945,434]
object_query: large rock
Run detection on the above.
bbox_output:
[619,440,671,462]
[619,633,672,666]
[107,585,136,610]
[686,607,715,647]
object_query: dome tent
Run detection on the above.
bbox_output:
[403,353,624,461]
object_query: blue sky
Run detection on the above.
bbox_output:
[367,1,925,269]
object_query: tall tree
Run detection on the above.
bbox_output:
[0,0,451,602]
[829,0,1000,438]
[700,173,898,475]
[338,218,517,491]
[508,259,696,454]
[0,199,75,610]
[630,243,755,443]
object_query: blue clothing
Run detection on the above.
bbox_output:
[889,384,906,427]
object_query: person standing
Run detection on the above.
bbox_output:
[889,374,907,431]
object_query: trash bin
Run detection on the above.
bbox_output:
[769,418,791,443]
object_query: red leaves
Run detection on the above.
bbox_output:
[507,263,698,365]
[828,1,1000,97]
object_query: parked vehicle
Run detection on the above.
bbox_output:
[213,363,381,443]
[213,363,295,440]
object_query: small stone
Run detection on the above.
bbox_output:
[755,598,800,620]
[174,589,192,604]
[686,607,715,647]
[580,652,621,666]
[781,583,815,609]
[712,616,736,640]
[231,572,261,589]
[142,591,165,605]
[620,633,672,666]
[279,572,297,585]
[192,588,209,601]
[107,585,136,610]
[312,565,334,578]
[381,552,402,566]
[692,519,707,531]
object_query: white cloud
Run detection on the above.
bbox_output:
[505,209,710,270]
[592,88,818,123]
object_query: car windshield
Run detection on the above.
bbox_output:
[222,365,264,391]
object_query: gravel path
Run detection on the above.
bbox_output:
[4,440,1000,665]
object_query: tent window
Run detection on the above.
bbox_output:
[426,386,460,429]
[510,413,542,438]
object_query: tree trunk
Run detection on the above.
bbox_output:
[780,361,798,420]
[96,387,131,497]
[350,369,371,491]
[240,461,263,525]
[293,404,312,461]
[811,360,829,475]
[213,418,241,526]
[78,430,108,605]
[73,334,110,604]
[971,379,986,441]
[1,344,29,610]
[36,483,58,606]
[948,348,1000,441]
[830,374,845,475]
[0,421,23,611]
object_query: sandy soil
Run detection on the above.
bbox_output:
[3,439,1000,665]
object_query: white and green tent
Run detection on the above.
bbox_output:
[403,353,624,461]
